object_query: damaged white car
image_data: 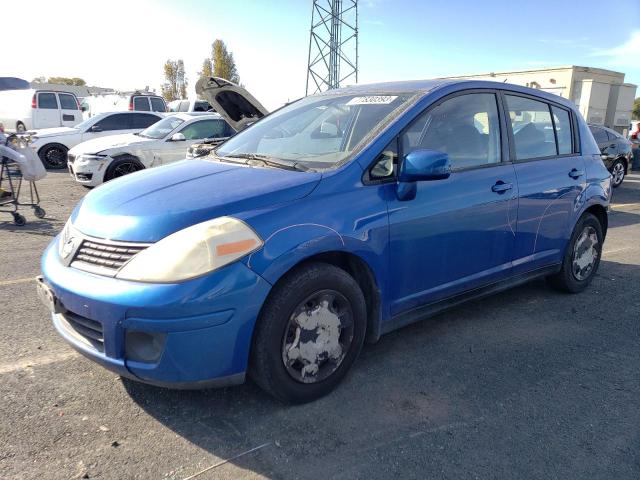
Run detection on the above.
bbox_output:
[67,112,233,186]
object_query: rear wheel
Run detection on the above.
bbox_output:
[104,156,144,182]
[38,144,68,169]
[610,159,625,188]
[547,213,603,293]
[16,122,26,133]
[250,263,367,403]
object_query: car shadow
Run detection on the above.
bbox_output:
[121,258,640,479]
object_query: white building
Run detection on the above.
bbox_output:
[443,66,637,134]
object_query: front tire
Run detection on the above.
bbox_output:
[104,155,144,182]
[38,144,68,169]
[250,263,367,404]
[547,213,603,293]
[610,159,625,188]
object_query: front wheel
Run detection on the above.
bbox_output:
[38,144,68,169]
[547,213,603,293]
[250,263,367,403]
[610,159,625,188]
[104,156,144,182]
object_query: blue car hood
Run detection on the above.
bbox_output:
[72,159,322,242]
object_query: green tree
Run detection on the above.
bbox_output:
[211,39,240,84]
[31,76,46,83]
[633,97,640,120]
[46,76,86,86]
[161,59,187,101]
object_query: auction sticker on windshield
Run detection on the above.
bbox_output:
[346,96,398,105]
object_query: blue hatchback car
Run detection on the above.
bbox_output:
[39,78,611,403]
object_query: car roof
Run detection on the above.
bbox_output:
[322,79,577,110]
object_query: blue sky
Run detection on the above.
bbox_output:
[6,0,639,109]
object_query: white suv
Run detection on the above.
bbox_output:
[67,113,232,186]
[31,111,163,169]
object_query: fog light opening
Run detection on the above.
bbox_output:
[125,331,166,363]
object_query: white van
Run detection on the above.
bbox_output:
[167,99,213,112]
[0,89,82,132]
[81,93,166,119]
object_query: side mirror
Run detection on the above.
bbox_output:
[397,149,451,201]
[170,132,186,142]
[89,125,102,132]
[399,149,451,182]
[81,105,88,112]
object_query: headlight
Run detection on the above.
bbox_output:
[79,154,107,161]
[116,217,263,283]
[58,219,72,257]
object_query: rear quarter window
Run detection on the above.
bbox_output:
[133,97,151,111]
[38,92,58,109]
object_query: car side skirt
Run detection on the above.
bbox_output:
[383,264,561,335]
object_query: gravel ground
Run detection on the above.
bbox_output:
[1,169,639,480]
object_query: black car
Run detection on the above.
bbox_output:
[589,124,632,187]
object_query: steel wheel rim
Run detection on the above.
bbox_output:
[113,162,139,177]
[281,289,354,384]
[45,147,66,167]
[612,162,624,185]
[572,226,599,281]
[17,124,25,133]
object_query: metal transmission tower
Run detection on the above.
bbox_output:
[305,0,358,95]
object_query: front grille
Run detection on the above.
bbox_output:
[60,310,104,352]
[71,238,149,276]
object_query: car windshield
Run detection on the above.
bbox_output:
[215,93,416,169]
[139,116,184,139]
[74,117,98,131]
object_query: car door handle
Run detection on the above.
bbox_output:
[491,181,513,193]
[568,168,584,179]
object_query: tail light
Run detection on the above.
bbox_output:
[31,94,37,108]
[128,98,134,111]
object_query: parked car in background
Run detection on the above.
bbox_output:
[0,89,82,132]
[185,137,228,158]
[589,124,632,187]
[167,99,213,113]
[30,111,163,169]
[40,78,610,403]
[80,92,167,119]
[67,112,231,186]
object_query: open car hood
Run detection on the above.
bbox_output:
[195,76,269,132]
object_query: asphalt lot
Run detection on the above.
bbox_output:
[1,168,639,480]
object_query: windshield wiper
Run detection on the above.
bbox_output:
[224,153,310,171]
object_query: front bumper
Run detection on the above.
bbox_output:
[41,239,272,388]
[68,156,110,186]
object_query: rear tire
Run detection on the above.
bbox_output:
[547,213,603,293]
[38,144,68,169]
[16,122,26,133]
[104,156,144,182]
[610,159,625,188]
[250,262,367,404]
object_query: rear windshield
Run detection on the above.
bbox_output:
[216,93,416,169]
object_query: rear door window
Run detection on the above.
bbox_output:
[131,113,160,129]
[38,92,58,109]
[505,95,556,160]
[58,93,78,110]
[94,113,132,131]
[551,106,573,155]
[402,92,502,170]
[150,97,166,112]
[133,97,151,111]
[194,101,211,112]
